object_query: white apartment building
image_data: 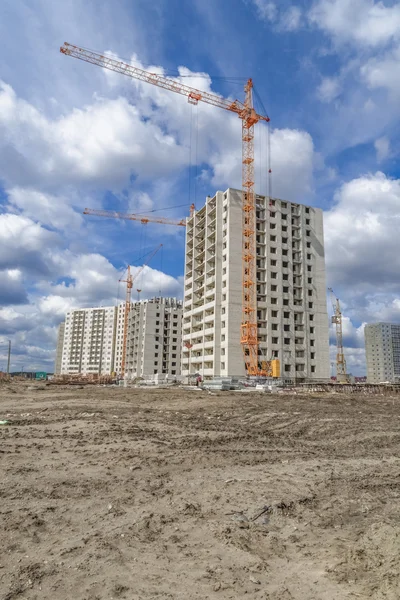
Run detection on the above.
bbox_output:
[126,297,182,379]
[182,188,330,381]
[365,323,400,383]
[56,305,125,376]
[55,298,182,378]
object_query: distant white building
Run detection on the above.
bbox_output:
[126,297,183,379]
[55,298,182,378]
[365,322,400,383]
[56,305,123,376]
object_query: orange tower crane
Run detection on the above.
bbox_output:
[61,42,270,376]
[83,206,194,227]
[119,244,162,378]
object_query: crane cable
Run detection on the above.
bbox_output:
[139,224,149,298]
[188,103,193,210]
[253,85,272,200]
[194,104,199,211]
[137,221,145,300]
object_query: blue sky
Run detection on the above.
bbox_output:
[1,0,400,374]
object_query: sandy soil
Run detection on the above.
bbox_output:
[1,382,400,600]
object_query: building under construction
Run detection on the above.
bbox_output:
[126,298,182,380]
[182,189,330,381]
[55,299,182,378]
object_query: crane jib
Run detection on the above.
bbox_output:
[62,41,273,377]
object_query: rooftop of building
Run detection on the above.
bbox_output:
[365,322,400,328]
[188,188,316,216]
[65,297,182,316]
[132,297,182,308]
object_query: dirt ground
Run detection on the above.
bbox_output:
[1,383,400,600]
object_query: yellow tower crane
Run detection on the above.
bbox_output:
[61,42,272,377]
[328,288,350,384]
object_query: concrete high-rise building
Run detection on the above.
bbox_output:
[182,188,330,381]
[58,305,123,376]
[365,323,400,383]
[126,297,182,379]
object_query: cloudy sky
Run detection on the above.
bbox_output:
[0,0,399,374]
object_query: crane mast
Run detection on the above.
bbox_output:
[119,266,133,378]
[119,244,162,377]
[61,42,270,376]
[328,288,348,383]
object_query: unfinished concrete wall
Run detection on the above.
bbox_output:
[126,297,182,379]
[54,322,65,375]
[182,188,330,380]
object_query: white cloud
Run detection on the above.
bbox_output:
[0,205,183,369]
[374,136,391,162]
[0,73,316,204]
[326,172,400,287]
[40,251,182,309]
[0,0,153,119]
[317,76,341,102]
[325,171,400,375]
[0,269,28,306]
[0,304,59,370]
[250,0,277,22]
[306,2,400,158]
[330,345,366,375]
[0,81,189,191]
[309,0,400,48]
[7,187,82,230]
[280,6,302,31]
[37,295,78,318]
[0,242,183,370]
[329,313,366,348]
[361,45,400,96]
[47,252,124,306]
[210,127,315,201]
[249,2,302,30]
[269,129,315,200]
[356,296,400,325]
[0,213,60,275]
[128,191,154,214]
